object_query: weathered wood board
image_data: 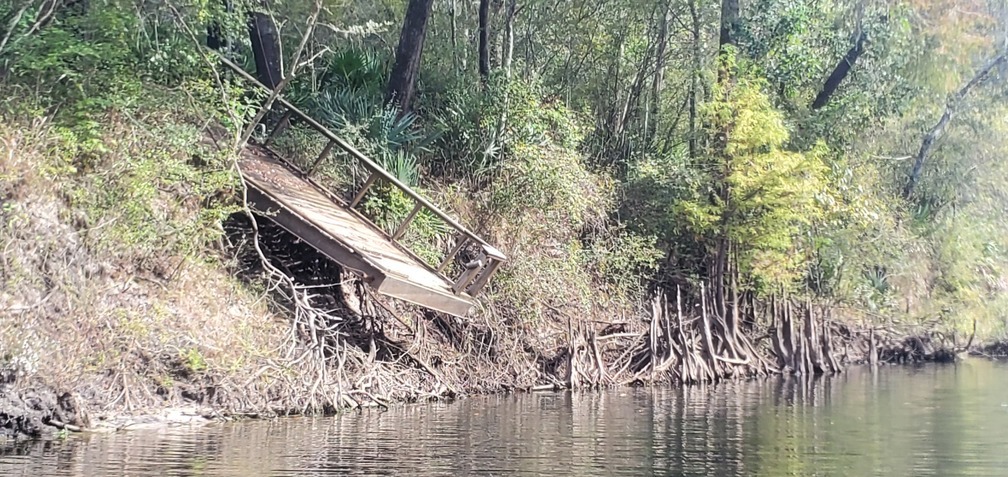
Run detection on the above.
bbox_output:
[239,146,476,317]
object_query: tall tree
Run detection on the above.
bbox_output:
[387,0,436,111]
[904,48,1008,198]
[710,0,741,323]
[648,0,671,143]
[248,5,282,89]
[478,0,491,83]
[811,24,867,110]
[688,0,702,159]
[719,0,739,51]
[501,0,518,78]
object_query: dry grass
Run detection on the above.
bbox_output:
[0,90,547,421]
[0,104,320,417]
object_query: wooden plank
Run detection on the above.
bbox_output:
[244,186,382,281]
[238,146,476,317]
[374,274,475,317]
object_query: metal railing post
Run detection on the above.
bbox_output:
[306,139,335,176]
[350,171,379,208]
[465,256,503,296]
[437,234,469,273]
[393,202,424,240]
[264,109,293,147]
[452,253,486,294]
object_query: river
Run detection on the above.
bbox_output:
[3,360,1008,476]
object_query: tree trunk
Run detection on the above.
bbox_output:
[248,7,283,89]
[450,0,459,72]
[605,34,632,147]
[712,231,729,322]
[502,0,517,78]
[386,0,436,111]
[904,49,1008,198]
[728,245,739,343]
[238,0,322,149]
[770,296,789,369]
[491,0,504,69]
[478,0,491,83]
[494,0,519,142]
[811,31,866,110]
[206,0,234,51]
[688,0,701,159]
[710,0,740,318]
[699,282,718,376]
[719,0,739,50]
[620,42,653,141]
[0,4,29,56]
[648,0,671,143]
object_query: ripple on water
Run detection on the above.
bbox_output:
[4,361,1008,476]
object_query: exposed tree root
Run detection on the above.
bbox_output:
[525,287,856,390]
[224,213,472,411]
[232,209,873,394]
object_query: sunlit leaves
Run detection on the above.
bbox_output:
[683,71,831,289]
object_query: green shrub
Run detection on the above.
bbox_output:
[4,1,213,113]
[25,90,242,268]
[424,76,586,181]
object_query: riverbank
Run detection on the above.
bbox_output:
[2,284,989,443]
[3,98,1002,442]
[0,115,983,441]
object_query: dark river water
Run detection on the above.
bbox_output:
[4,360,1008,476]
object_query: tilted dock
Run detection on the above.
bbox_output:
[219,55,506,317]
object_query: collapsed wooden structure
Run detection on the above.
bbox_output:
[221,55,506,317]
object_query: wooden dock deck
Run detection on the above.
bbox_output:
[220,53,506,317]
[241,147,479,316]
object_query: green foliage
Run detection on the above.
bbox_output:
[318,48,387,95]
[3,0,1005,342]
[3,0,213,112]
[33,92,241,265]
[487,142,609,241]
[422,79,502,178]
[314,90,437,174]
[361,183,448,265]
[424,76,585,180]
[473,89,657,322]
[582,229,663,303]
[181,347,208,375]
[681,71,830,289]
[800,149,910,310]
[9,6,141,106]
[296,48,440,193]
[741,0,839,102]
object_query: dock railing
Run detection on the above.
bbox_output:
[216,52,506,298]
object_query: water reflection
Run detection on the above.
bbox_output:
[3,360,1008,476]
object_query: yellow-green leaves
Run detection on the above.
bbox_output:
[693,73,830,289]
